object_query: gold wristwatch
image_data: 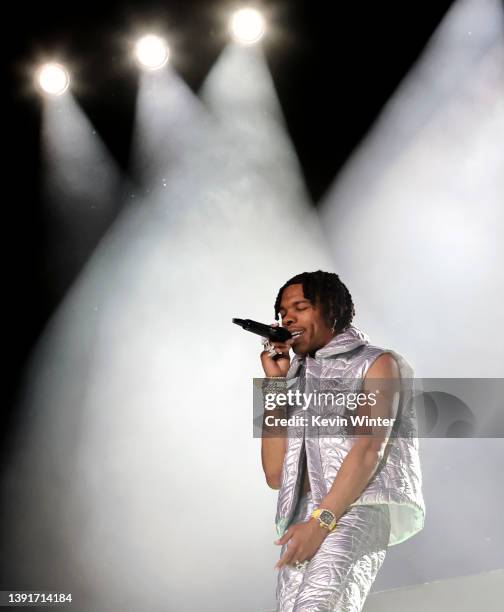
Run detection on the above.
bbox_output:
[310,507,337,532]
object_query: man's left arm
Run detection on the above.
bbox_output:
[316,352,400,522]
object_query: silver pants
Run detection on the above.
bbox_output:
[276,491,391,612]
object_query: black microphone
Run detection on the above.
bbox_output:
[232,318,292,342]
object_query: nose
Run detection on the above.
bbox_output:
[283,314,296,327]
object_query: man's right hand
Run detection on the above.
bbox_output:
[260,322,293,378]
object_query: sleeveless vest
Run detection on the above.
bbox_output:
[275,324,425,547]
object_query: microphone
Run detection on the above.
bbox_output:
[232,318,292,342]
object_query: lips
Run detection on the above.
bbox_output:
[289,329,305,342]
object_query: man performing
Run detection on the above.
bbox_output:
[260,270,425,612]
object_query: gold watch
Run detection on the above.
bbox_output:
[311,507,337,531]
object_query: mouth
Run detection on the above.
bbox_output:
[289,329,305,342]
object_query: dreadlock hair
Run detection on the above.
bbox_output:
[274,270,355,334]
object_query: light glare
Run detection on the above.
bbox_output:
[230,8,265,45]
[135,35,170,70]
[37,63,70,96]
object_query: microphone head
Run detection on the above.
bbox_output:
[273,327,292,341]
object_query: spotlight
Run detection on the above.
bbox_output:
[37,63,70,96]
[230,8,265,45]
[135,35,170,70]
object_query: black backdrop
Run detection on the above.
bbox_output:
[4,0,455,437]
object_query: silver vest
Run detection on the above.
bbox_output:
[275,325,425,546]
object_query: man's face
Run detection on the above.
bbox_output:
[278,283,335,356]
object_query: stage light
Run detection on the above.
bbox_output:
[37,63,70,96]
[135,35,170,70]
[229,7,265,45]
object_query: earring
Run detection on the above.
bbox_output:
[331,318,338,333]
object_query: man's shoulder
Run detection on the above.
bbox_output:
[365,351,400,379]
[343,343,400,378]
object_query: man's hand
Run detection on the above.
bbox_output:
[273,518,329,569]
[260,322,294,378]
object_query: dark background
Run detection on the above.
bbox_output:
[4,0,455,436]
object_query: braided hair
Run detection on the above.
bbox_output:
[274,270,355,334]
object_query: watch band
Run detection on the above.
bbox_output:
[310,507,337,531]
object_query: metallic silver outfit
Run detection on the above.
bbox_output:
[274,325,426,612]
[277,491,390,612]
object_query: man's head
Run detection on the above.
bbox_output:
[274,270,355,356]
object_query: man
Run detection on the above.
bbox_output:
[260,270,425,612]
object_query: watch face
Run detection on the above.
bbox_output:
[320,510,334,524]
